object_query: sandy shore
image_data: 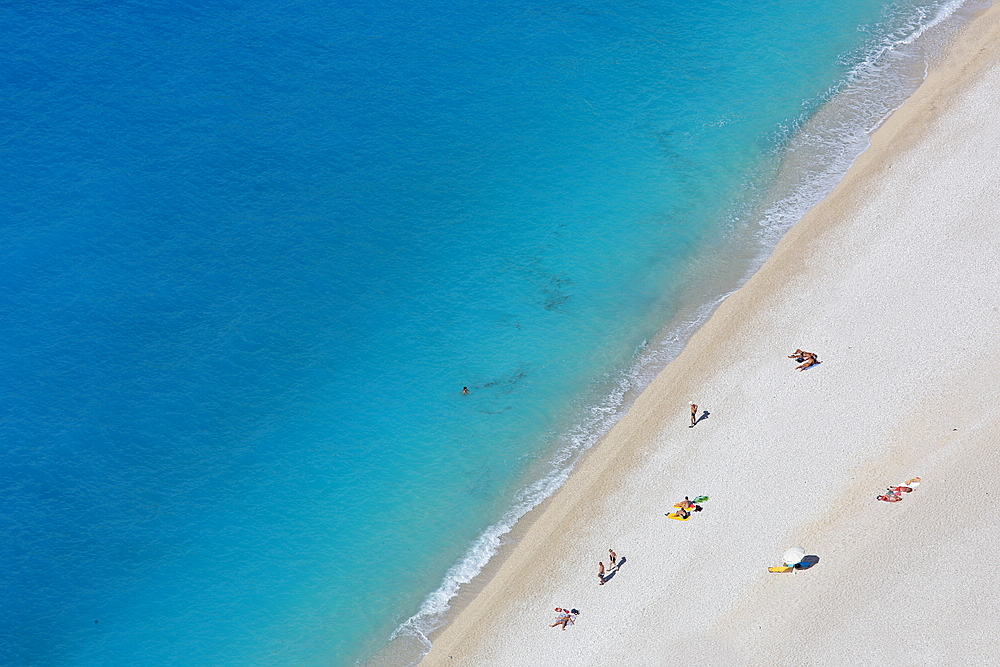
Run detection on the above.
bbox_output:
[417,5,1000,666]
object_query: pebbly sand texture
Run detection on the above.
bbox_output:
[417,5,1000,667]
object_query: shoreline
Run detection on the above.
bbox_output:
[374,6,986,663]
[415,2,1000,665]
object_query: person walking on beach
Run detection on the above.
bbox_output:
[690,403,698,427]
[598,561,606,585]
[608,549,617,569]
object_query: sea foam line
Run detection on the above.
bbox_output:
[382,1,976,663]
[744,0,978,258]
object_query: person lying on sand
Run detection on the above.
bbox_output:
[788,349,820,369]
[796,352,820,371]
[550,609,577,630]
[877,478,921,502]
[550,614,573,630]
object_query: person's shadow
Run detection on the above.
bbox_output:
[693,411,710,426]
[601,557,627,584]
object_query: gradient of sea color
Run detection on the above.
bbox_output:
[0,1,976,665]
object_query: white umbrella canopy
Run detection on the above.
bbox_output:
[782,547,806,566]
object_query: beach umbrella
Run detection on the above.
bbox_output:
[782,547,806,566]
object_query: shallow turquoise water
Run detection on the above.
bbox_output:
[0,0,975,665]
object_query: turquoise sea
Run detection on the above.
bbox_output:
[0,0,980,665]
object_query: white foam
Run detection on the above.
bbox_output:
[743,0,982,264]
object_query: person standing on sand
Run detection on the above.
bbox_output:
[608,549,617,569]
[690,403,698,427]
[598,562,605,585]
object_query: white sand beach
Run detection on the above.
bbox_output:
[418,5,1000,666]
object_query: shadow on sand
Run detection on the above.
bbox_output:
[600,557,627,584]
[795,555,820,570]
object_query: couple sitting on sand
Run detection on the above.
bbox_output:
[670,496,703,519]
[877,477,921,502]
[788,349,820,371]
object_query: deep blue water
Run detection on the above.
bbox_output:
[0,0,973,665]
